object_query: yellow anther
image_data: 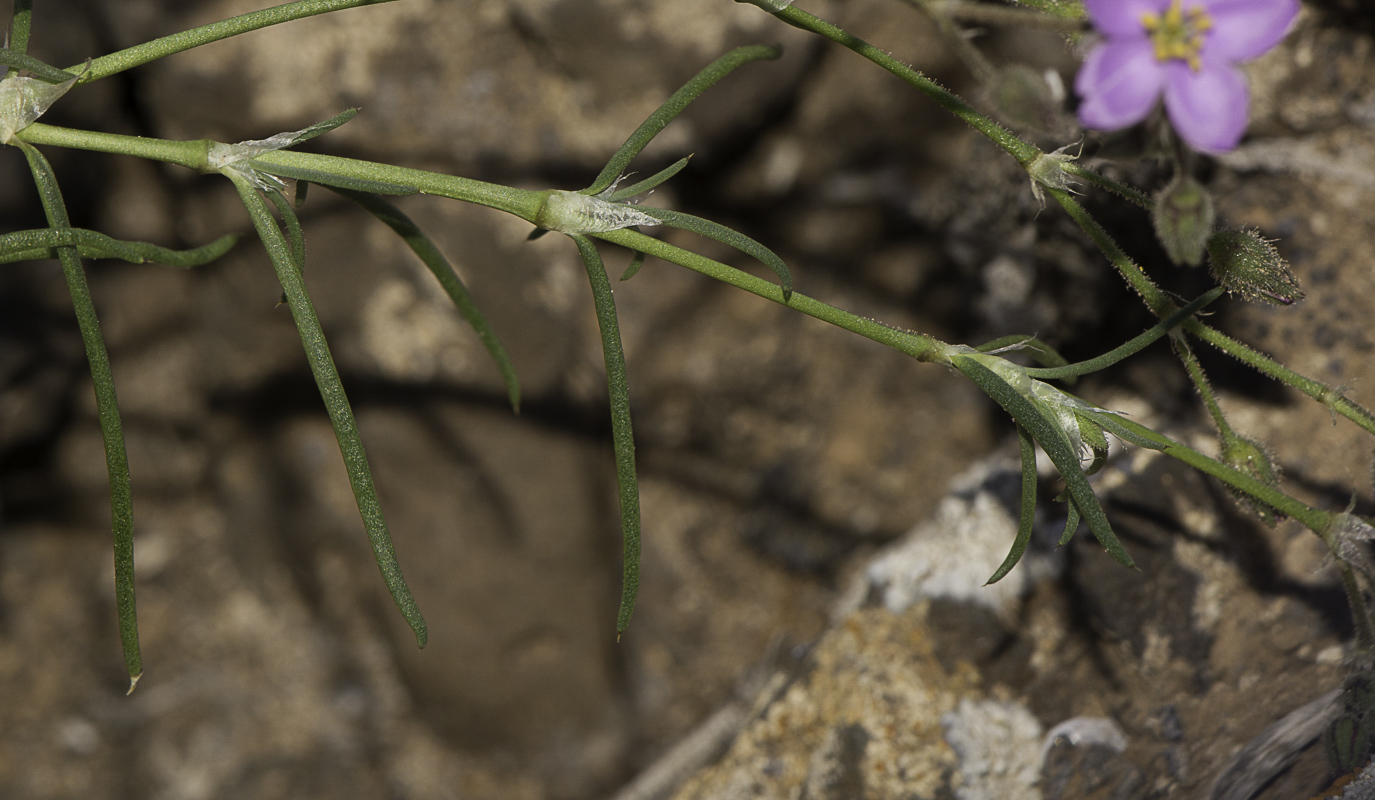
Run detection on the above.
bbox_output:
[1140,0,1212,72]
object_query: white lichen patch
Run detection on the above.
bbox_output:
[941,698,1043,800]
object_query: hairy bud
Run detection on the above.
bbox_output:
[1206,229,1304,305]
[1221,434,1283,526]
[1153,175,1214,266]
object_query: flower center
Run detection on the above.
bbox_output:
[1142,0,1213,72]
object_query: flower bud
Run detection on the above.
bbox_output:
[986,65,1066,137]
[1221,434,1282,526]
[1153,175,1214,266]
[1206,229,1304,305]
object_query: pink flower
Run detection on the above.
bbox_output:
[1075,0,1299,153]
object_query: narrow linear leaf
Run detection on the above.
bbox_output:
[227,172,428,648]
[639,207,793,300]
[604,156,692,202]
[329,187,521,412]
[0,48,78,83]
[18,139,142,688]
[620,251,646,282]
[1058,497,1082,547]
[295,179,310,208]
[0,228,236,267]
[571,235,642,637]
[583,45,782,196]
[987,423,1039,585]
[266,190,306,270]
[954,355,1134,568]
[10,0,32,56]
[1027,287,1223,380]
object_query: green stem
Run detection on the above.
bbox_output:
[15,123,544,220]
[1085,411,1333,533]
[594,228,945,363]
[70,0,401,83]
[1172,334,1232,437]
[925,0,1086,30]
[1026,287,1222,380]
[1063,162,1154,211]
[747,2,1040,165]
[18,140,142,689]
[1049,185,1375,436]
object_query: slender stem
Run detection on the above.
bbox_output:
[1339,562,1375,649]
[18,123,210,169]
[926,0,1086,30]
[1088,411,1333,533]
[752,3,1041,165]
[594,228,946,363]
[18,140,142,689]
[1026,287,1222,380]
[1172,334,1232,437]
[1050,188,1375,436]
[15,123,544,220]
[70,0,400,83]
[1063,162,1155,211]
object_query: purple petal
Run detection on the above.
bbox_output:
[1163,60,1250,152]
[1085,0,1170,37]
[1202,0,1300,62]
[1076,40,1166,131]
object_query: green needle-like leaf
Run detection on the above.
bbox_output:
[228,172,428,648]
[620,251,647,282]
[329,187,522,412]
[571,234,642,637]
[954,354,1134,568]
[18,140,142,689]
[604,157,692,202]
[10,0,32,56]
[1058,497,1081,547]
[987,424,1039,585]
[0,48,78,83]
[0,228,236,266]
[583,45,782,196]
[638,207,793,301]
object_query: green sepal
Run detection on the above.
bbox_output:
[1074,411,1110,475]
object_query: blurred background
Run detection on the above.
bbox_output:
[3,1,1375,797]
